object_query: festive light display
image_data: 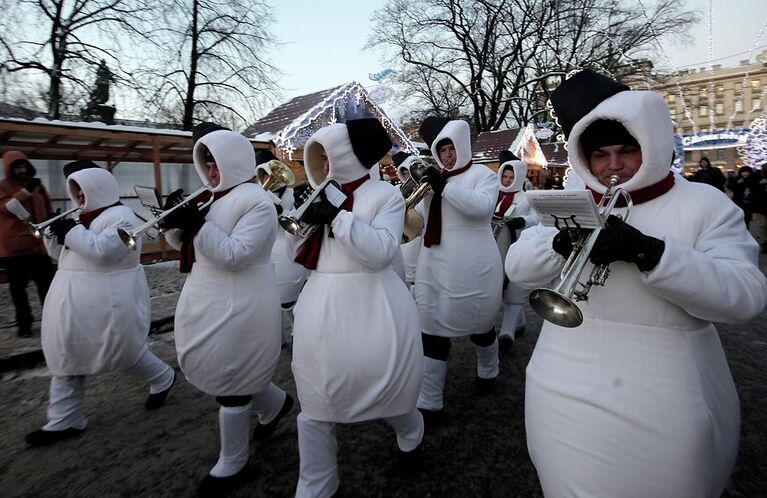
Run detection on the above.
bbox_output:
[739,116,767,168]
[275,81,418,160]
[726,19,767,129]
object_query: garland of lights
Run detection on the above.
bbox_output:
[274,81,418,160]
[706,0,716,133]
[739,115,767,169]
[726,18,767,129]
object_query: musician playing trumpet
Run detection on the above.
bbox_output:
[25,167,175,447]
[493,150,538,352]
[506,69,767,497]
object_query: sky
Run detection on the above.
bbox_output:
[269,0,767,115]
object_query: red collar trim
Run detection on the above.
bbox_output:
[589,172,675,207]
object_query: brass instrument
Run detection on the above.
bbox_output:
[401,160,434,244]
[259,160,296,192]
[278,178,343,238]
[528,175,632,328]
[492,204,516,240]
[28,206,82,238]
[117,185,214,250]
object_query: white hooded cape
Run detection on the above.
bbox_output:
[414,120,503,337]
[167,130,282,395]
[41,168,150,376]
[284,123,422,423]
[506,91,767,497]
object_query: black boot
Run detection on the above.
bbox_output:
[25,427,85,447]
[197,466,250,498]
[475,375,496,395]
[417,407,444,429]
[145,370,176,410]
[397,441,424,477]
[498,335,514,353]
[252,393,294,440]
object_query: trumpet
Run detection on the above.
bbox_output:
[401,160,434,244]
[259,160,296,192]
[278,178,342,238]
[528,175,632,328]
[28,206,82,238]
[117,185,213,250]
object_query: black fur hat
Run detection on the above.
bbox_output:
[346,118,392,168]
[192,122,230,144]
[63,160,100,178]
[580,119,640,158]
[255,149,278,166]
[549,69,629,139]
[419,116,451,148]
[392,151,413,167]
[498,149,519,165]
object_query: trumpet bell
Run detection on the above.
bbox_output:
[278,215,304,237]
[528,288,583,328]
[261,160,296,192]
[117,227,138,250]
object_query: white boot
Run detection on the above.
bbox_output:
[210,404,251,478]
[417,357,448,411]
[475,339,499,380]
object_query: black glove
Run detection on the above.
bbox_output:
[46,208,62,221]
[274,203,284,216]
[302,190,341,226]
[24,178,42,192]
[506,217,526,230]
[162,189,185,210]
[160,203,206,232]
[552,229,577,258]
[49,218,78,245]
[589,215,665,272]
[422,167,447,195]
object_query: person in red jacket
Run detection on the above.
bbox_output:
[0,151,55,337]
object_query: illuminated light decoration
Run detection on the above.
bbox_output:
[328,106,337,125]
[636,0,697,134]
[513,123,548,169]
[738,116,767,169]
[726,19,767,129]
[706,0,716,133]
[274,81,418,158]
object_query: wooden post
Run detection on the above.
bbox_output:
[152,137,166,259]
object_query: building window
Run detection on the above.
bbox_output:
[751,79,761,92]
[716,85,724,95]
[735,100,743,113]
[668,94,677,105]
[700,87,708,98]
[716,102,724,115]
[700,105,708,117]
[753,98,762,111]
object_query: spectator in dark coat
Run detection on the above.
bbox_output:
[692,157,726,192]
[728,166,764,229]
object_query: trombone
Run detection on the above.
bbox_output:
[528,175,632,328]
[278,178,342,238]
[28,206,82,238]
[401,160,434,243]
[117,185,213,250]
[259,160,296,192]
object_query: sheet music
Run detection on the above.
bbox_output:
[525,190,604,229]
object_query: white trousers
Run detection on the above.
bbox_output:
[475,338,499,379]
[44,348,173,431]
[499,282,528,339]
[295,409,424,498]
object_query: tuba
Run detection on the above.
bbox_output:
[278,178,343,238]
[27,206,82,238]
[117,185,214,250]
[259,160,296,192]
[528,175,632,328]
[401,160,434,243]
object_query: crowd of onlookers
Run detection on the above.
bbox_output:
[688,156,767,252]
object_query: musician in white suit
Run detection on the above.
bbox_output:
[284,118,424,498]
[493,150,538,351]
[393,151,422,287]
[506,69,767,497]
[164,130,293,497]
[25,167,175,447]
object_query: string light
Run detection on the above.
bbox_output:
[726,18,767,129]
[738,115,767,168]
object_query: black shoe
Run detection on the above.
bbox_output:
[252,393,294,440]
[25,427,85,447]
[498,335,514,353]
[475,376,496,395]
[515,326,526,338]
[397,441,424,477]
[197,466,250,498]
[417,407,444,429]
[145,370,176,410]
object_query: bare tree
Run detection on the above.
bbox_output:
[138,0,280,131]
[0,0,152,119]
[370,0,698,133]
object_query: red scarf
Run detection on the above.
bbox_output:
[295,174,369,270]
[588,172,675,207]
[79,202,122,229]
[494,191,516,218]
[423,161,473,247]
[179,186,236,273]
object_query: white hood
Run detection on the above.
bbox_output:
[304,124,370,188]
[497,160,528,193]
[396,155,422,183]
[430,120,472,171]
[567,91,675,194]
[193,130,256,193]
[68,168,119,212]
